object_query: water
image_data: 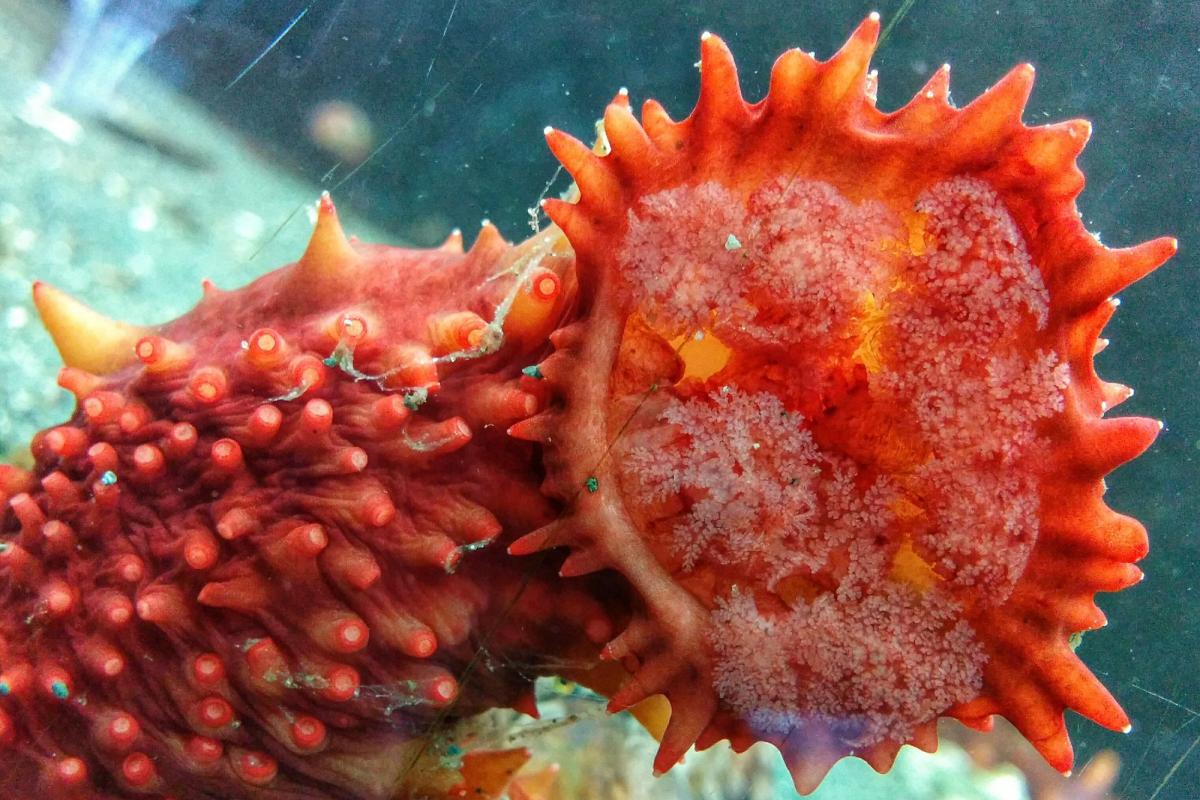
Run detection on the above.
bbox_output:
[0,1,1196,798]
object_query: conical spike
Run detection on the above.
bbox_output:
[1067,236,1177,311]
[696,32,745,117]
[782,727,843,795]
[1075,416,1161,476]
[1023,119,1092,174]
[817,12,881,107]
[506,412,555,443]
[507,518,571,556]
[298,192,359,279]
[691,31,744,136]
[653,700,713,775]
[641,99,681,150]
[469,219,508,257]
[540,198,592,250]
[766,48,821,117]
[544,127,621,204]
[859,739,901,774]
[1039,651,1130,733]
[609,86,631,111]
[438,228,464,253]
[603,102,653,171]
[920,63,951,103]
[559,548,607,578]
[949,63,1036,158]
[32,282,148,374]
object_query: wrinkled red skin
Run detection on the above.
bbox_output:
[0,222,622,799]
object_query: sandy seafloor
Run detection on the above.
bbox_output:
[0,0,1195,799]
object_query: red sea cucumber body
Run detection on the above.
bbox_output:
[0,16,1174,799]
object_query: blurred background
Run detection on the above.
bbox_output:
[0,1,1196,797]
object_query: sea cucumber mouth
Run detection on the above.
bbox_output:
[596,171,1068,750]
[516,17,1173,789]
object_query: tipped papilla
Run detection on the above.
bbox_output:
[319,663,360,702]
[289,354,328,394]
[94,711,140,752]
[358,492,397,528]
[40,472,81,512]
[244,637,289,687]
[165,422,199,460]
[506,519,567,556]
[371,394,411,430]
[39,664,74,701]
[507,412,555,443]
[131,443,165,480]
[9,492,47,536]
[209,438,244,471]
[32,281,147,374]
[1060,236,1178,313]
[310,611,371,654]
[0,542,37,585]
[182,527,220,570]
[40,519,77,556]
[49,756,89,791]
[301,398,335,435]
[134,335,193,374]
[289,715,328,751]
[57,366,103,399]
[640,97,681,150]
[0,663,33,697]
[1073,416,1161,477]
[39,576,77,617]
[89,589,133,630]
[187,366,229,405]
[42,425,88,459]
[469,219,509,258]
[231,748,279,786]
[81,391,125,425]
[120,751,157,788]
[191,652,226,688]
[428,310,490,355]
[321,541,381,590]
[464,380,538,426]
[197,574,272,611]
[244,404,283,445]
[135,583,189,626]
[78,636,125,678]
[193,695,236,730]
[184,735,224,766]
[243,327,290,370]
[111,553,145,583]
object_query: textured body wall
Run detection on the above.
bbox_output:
[0,16,1174,799]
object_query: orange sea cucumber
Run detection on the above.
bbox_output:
[0,14,1174,798]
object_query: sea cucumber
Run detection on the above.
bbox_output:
[0,14,1175,798]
